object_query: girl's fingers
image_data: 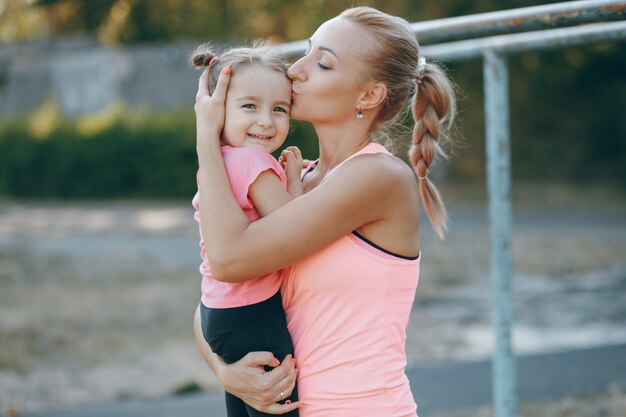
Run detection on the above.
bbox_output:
[285,146,302,159]
[279,150,293,168]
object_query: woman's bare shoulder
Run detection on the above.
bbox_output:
[337,151,417,189]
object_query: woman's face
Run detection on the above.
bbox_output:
[288,17,374,123]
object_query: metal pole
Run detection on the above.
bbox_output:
[278,0,626,57]
[412,0,626,44]
[483,50,516,417]
[422,20,626,62]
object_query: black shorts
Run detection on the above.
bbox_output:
[201,290,298,417]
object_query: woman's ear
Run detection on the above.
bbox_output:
[358,82,387,111]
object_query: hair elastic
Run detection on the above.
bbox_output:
[208,56,219,68]
[417,56,427,83]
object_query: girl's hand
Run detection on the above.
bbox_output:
[278,146,304,178]
[279,146,313,171]
[195,66,231,150]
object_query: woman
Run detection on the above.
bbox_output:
[193,6,456,416]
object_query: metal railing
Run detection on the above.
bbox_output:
[278,1,626,417]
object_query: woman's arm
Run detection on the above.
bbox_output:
[195,67,407,282]
[193,305,299,414]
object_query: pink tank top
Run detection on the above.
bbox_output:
[282,143,420,417]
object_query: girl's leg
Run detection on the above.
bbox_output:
[255,292,299,416]
[202,292,299,416]
[225,392,252,417]
[244,397,298,417]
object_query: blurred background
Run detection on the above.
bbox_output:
[0,0,625,416]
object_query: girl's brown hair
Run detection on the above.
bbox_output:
[190,41,289,95]
[340,7,457,239]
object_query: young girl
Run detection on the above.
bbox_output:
[190,43,302,417]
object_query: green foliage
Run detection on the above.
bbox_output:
[22,0,552,45]
[172,381,203,396]
[0,105,199,199]
[0,104,319,199]
[444,42,626,187]
[3,0,625,193]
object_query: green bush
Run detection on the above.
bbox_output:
[0,105,198,198]
[0,104,320,199]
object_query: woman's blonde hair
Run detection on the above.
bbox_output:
[340,6,457,239]
[190,41,289,95]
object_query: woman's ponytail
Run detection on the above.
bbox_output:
[408,60,456,239]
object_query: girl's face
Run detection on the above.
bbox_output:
[288,17,373,123]
[222,65,292,153]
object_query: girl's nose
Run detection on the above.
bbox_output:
[257,115,272,128]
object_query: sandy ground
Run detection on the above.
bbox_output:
[430,384,626,417]
[1,183,625,415]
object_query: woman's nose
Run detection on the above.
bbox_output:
[287,57,306,81]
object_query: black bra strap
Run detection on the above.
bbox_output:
[352,231,419,260]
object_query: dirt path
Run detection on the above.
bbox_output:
[1,187,625,415]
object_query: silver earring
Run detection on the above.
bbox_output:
[356,109,363,119]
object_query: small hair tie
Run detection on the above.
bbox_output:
[208,56,219,68]
[418,174,428,180]
[417,56,427,84]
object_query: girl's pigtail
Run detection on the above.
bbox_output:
[190,44,221,95]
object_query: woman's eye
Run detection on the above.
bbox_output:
[317,63,330,70]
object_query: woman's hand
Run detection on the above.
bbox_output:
[220,352,300,414]
[195,66,231,152]
[193,305,299,414]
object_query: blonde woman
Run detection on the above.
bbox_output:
[193,6,456,417]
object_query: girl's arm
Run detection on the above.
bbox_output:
[248,170,294,217]
[193,305,299,414]
[196,67,407,283]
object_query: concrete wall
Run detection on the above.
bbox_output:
[0,38,200,118]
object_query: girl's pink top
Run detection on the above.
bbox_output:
[281,143,420,416]
[193,145,286,309]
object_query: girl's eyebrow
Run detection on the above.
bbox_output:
[236,95,262,102]
[237,96,291,107]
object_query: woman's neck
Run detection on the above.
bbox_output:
[313,122,372,176]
